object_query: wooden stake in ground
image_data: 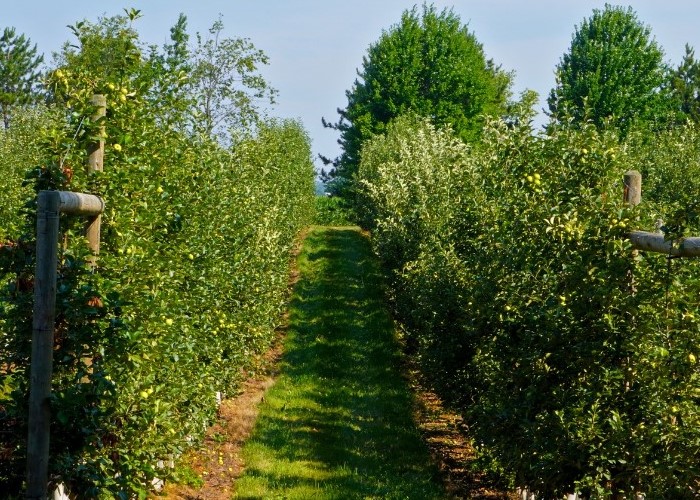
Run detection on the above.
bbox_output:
[26,191,61,500]
[85,94,106,267]
[26,194,104,499]
[623,170,641,207]
[27,95,107,498]
[624,170,641,296]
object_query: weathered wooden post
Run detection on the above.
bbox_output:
[623,170,642,207]
[26,191,61,499]
[86,94,106,267]
[26,192,104,499]
[621,170,643,402]
[623,171,642,297]
[87,94,106,174]
[629,231,700,256]
[26,95,107,498]
[626,169,700,255]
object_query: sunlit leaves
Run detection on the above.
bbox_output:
[356,111,700,495]
[0,12,314,498]
[548,5,671,135]
[328,4,511,192]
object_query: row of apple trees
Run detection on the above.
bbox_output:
[355,110,700,498]
[0,11,315,498]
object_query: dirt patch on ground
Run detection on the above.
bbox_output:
[407,364,516,500]
[160,344,516,500]
[158,339,283,500]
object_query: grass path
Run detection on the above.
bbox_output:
[233,226,446,499]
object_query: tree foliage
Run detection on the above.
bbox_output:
[548,4,669,134]
[146,13,193,130]
[668,44,700,124]
[50,11,276,146]
[189,17,277,144]
[326,3,511,190]
[0,11,314,497]
[356,110,700,496]
[0,27,43,129]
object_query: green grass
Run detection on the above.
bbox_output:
[234,226,445,499]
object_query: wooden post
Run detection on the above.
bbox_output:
[59,191,105,216]
[629,231,700,257]
[87,94,106,174]
[623,171,642,278]
[27,191,61,499]
[622,171,641,394]
[623,170,641,207]
[26,191,104,499]
[86,94,106,266]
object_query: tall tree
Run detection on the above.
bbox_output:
[188,17,277,144]
[53,12,277,146]
[325,3,511,190]
[0,27,43,129]
[53,9,146,97]
[547,4,670,134]
[668,44,700,124]
[147,13,194,130]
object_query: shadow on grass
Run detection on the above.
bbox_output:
[235,227,444,499]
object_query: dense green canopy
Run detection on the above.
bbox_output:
[548,4,669,134]
[0,27,43,129]
[326,4,511,190]
[669,44,700,124]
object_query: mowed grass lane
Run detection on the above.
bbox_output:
[234,226,445,499]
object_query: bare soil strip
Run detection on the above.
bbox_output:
[407,365,516,500]
[159,340,283,500]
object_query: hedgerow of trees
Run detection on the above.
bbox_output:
[351,3,700,498]
[356,111,700,500]
[0,10,315,497]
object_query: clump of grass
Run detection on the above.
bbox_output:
[173,465,204,489]
[235,227,444,499]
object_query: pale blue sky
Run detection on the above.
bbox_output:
[5,1,700,168]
